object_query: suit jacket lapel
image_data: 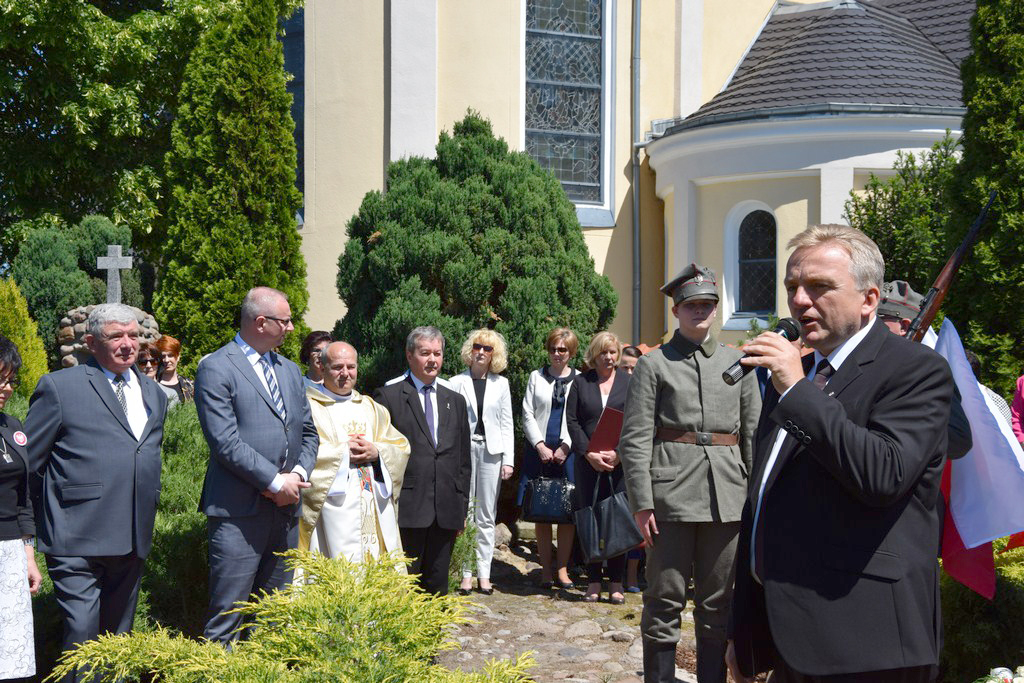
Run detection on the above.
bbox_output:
[136,370,163,444]
[86,363,135,438]
[436,386,454,450]
[461,371,479,418]
[0,419,28,463]
[403,378,435,449]
[227,345,282,421]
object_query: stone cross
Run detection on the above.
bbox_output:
[96,245,133,304]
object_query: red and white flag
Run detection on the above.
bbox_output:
[933,318,1024,598]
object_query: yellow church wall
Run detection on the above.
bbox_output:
[437,1,522,144]
[299,1,682,345]
[701,0,774,102]
[696,175,820,347]
[300,0,386,331]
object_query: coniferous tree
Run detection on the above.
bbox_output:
[154,0,308,370]
[0,278,49,398]
[336,112,617,402]
[944,0,1024,395]
[10,228,92,362]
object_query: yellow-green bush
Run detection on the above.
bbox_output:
[53,551,534,683]
[941,540,1024,682]
[0,278,48,398]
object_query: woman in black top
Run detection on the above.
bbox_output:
[0,335,41,679]
[566,331,631,604]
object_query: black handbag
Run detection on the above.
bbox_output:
[574,472,644,564]
[522,473,575,524]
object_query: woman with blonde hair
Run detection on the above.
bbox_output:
[520,327,579,589]
[449,328,515,595]
[567,330,632,603]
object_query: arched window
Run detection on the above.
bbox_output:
[737,210,776,314]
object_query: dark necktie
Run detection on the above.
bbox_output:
[422,385,436,447]
[260,356,287,420]
[113,374,129,415]
[813,359,835,390]
[755,358,835,581]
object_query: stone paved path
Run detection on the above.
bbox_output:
[438,532,700,683]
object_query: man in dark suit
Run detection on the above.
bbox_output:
[195,286,318,644]
[373,326,471,595]
[725,225,957,683]
[26,304,168,682]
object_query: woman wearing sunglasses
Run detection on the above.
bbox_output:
[136,342,161,381]
[449,329,515,595]
[520,327,579,590]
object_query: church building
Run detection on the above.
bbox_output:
[287,0,974,346]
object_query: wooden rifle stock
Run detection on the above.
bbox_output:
[905,190,997,342]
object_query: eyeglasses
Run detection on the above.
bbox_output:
[0,376,20,390]
[138,358,159,366]
[472,343,494,353]
[549,346,569,354]
[264,315,293,326]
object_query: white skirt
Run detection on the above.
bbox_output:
[0,538,35,679]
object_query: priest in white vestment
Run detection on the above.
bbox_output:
[299,342,410,566]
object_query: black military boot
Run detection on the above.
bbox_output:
[695,637,728,683]
[642,640,678,683]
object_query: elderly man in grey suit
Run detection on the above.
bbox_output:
[26,303,168,683]
[195,286,318,644]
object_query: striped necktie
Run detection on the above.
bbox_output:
[113,374,129,415]
[259,355,287,420]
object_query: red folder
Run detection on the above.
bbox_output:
[587,407,624,452]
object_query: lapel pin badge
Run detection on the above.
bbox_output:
[13,431,27,446]
[828,391,835,397]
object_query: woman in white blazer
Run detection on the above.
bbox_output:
[520,327,578,590]
[449,329,515,595]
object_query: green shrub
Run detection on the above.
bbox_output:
[10,226,92,362]
[0,278,47,398]
[449,516,478,593]
[335,111,617,403]
[941,540,1024,682]
[52,551,534,683]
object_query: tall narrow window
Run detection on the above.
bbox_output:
[281,9,305,215]
[525,0,604,204]
[738,210,776,314]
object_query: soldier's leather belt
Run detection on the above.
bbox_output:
[655,427,738,446]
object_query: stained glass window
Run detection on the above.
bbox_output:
[281,10,305,215]
[525,0,604,204]
[738,210,776,314]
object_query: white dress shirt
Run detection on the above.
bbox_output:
[232,334,307,491]
[101,367,149,440]
[751,316,878,581]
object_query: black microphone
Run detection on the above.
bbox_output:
[722,317,801,386]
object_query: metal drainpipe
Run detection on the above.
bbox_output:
[630,0,643,345]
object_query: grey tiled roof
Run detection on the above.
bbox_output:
[677,0,972,132]
[869,0,975,66]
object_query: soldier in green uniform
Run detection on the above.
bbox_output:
[620,264,761,683]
